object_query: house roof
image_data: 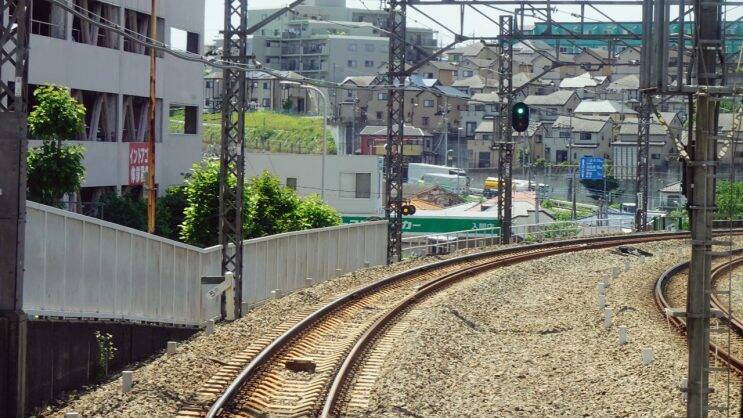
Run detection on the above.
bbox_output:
[434,85,471,99]
[341,75,377,87]
[618,121,668,135]
[513,72,551,88]
[360,124,432,137]
[523,90,576,106]
[469,92,500,104]
[464,58,497,69]
[511,121,545,137]
[574,100,638,114]
[559,72,601,89]
[659,182,682,193]
[452,74,497,89]
[475,119,497,133]
[552,115,610,133]
[608,74,640,90]
[448,42,486,57]
[426,61,458,71]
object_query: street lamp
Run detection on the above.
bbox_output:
[280,80,328,200]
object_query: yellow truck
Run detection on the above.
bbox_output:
[483,177,501,197]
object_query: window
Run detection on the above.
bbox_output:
[474,105,484,112]
[478,152,491,168]
[423,99,434,107]
[377,92,388,100]
[365,44,375,52]
[31,0,67,39]
[340,173,372,198]
[483,134,493,141]
[205,80,212,88]
[556,150,568,163]
[169,105,198,135]
[559,131,571,139]
[463,70,474,77]
[736,151,743,159]
[376,111,383,120]
[365,60,374,68]
[286,178,297,190]
[651,153,661,160]
[262,98,271,107]
[348,43,357,52]
[167,28,199,54]
[263,82,269,90]
[348,60,357,68]
[426,72,434,78]
[347,90,353,98]
[466,121,477,136]
[579,132,592,141]
[422,116,430,126]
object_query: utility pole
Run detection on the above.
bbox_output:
[0,1,29,416]
[442,95,449,166]
[685,0,721,413]
[635,92,651,231]
[146,0,157,234]
[498,14,514,245]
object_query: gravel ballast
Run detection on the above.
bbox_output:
[39,250,490,418]
[362,240,743,417]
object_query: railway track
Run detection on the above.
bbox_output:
[654,251,743,375]
[179,231,733,418]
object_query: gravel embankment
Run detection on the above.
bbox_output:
[362,240,743,417]
[38,245,508,418]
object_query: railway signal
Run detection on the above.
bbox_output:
[512,102,529,133]
[401,204,416,216]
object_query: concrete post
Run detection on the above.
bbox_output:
[612,266,620,279]
[122,371,133,393]
[167,341,177,355]
[619,326,628,346]
[335,268,342,277]
[604,307,612,329]
[642,347,654,365]
[603,274,611,288]
[624,259,631,272]
[364,261,370,268]
[271,289,282,299]
[598,293,606,310]
[205,320,215,335]
[224,271,235,321]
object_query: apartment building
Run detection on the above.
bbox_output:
[248,0,437,81]
[13,0,205,205]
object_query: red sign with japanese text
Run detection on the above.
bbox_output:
[128,143,149,186]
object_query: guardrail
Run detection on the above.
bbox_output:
[401,218,636,258]
[22,202,387,327]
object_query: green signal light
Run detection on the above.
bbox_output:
[517,108,525,114]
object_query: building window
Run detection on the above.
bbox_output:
[286,177,297,190]
[263,82,269,90]
[651,153,661,160]
[579,132,592,141]
[262,98,271,107]
[483,134,493,141]
[365,60,374,68]
[466,121,477,136]
[422,116,430,126]
[340,173,371,198]
[376,112,383,120]
[31,0,67,39]
[474,105,484,111]
[559,131,571,139]
[348,60,357,68]
[348,43,357,52]
[365,44,375,52]
[377,92,388,100]
[170,28,200,54]
[478,152,491,168]
[463,70,474,77]
[423,99,434,107]
[169,105,198,135]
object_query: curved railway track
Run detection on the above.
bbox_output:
[654,252,743,375]
[178,231,739,418]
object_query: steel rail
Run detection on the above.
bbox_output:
[320,233,735,416]
[207,230,736,417]
[654,253,743,376]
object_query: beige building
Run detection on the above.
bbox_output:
[546,115,613,163]
[523,90,581,125]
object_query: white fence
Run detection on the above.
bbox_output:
[22,202,387,327]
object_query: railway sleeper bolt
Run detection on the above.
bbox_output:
[285,358,317,374]
[122,371,134,393]
[642,347,654,365]
[604,307,612,329]
[167,341,177,355]
[618,326,628,346]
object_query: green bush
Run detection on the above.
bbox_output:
[295,195,342,229]
[246,171,302,237]
[716,180,743,220]
[541,221,580,239]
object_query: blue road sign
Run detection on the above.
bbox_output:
[579,156,604,180]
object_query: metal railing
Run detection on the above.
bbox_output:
[402,226,500,258]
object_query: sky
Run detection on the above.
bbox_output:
[203,1,741,47]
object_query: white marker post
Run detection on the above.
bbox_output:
[604,307,613,329]
[642,347,654,365]
[619,326,628,346]
[167,341,177,355]
[122,371,133,393]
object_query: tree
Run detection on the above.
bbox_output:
[158,186,188,240]
[246,171,301,237]
[716,180,743,220]
[580,176,620,201]
[180,159,241,247]
[26,85,87,206]
[295,195,342,229]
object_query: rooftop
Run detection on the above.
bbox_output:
[574,100,638,114]
[553,115,610,133]
[523,90,576,106]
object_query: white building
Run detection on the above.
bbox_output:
[244,153,384,216]
[8,0,205,204]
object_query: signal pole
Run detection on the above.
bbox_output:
[146,0,157,233]
[0,1,29,416]
[498,14,514,244]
